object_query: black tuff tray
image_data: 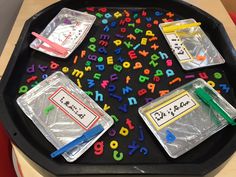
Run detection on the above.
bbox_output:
[1,0,236,176]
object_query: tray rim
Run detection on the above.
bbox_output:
[1,0,236,175]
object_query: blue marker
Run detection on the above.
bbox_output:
[50,124,104,158]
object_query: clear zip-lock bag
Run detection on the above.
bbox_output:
[17,71,114,162]
[30,8,96,58]
[139,78,236,158]
[159,19,225,70]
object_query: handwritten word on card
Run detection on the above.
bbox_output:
[49,87,100,130]
[146,91,199,130]
[165,33,193,62]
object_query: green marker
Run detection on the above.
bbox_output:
[195,87,236,126]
